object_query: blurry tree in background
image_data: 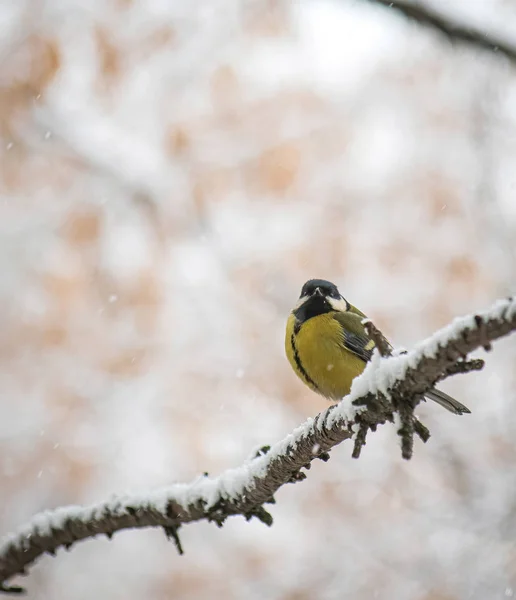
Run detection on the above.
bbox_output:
[0,1,515,598]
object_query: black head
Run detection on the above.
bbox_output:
[294,279,349,324]
[299,279,341,301]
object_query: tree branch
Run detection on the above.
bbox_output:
[363,0,516,64]
[1,297,515,594]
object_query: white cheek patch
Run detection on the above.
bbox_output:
[327,296,349,312]
[294,295,310,310]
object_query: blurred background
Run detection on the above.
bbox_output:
[1,0,516,598]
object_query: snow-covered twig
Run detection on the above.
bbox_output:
[364,0,516,64]
[0,297,515,594]
[362,319,392,357]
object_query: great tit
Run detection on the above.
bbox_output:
[285,279,470,415]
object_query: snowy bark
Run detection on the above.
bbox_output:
[0,296,515,594]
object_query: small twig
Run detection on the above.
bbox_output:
[245,506,273,527]
[414,418,431,443]
[439,358,485,381]
[163,526,183,555]
[363,0,516,65]
[394,394,419,460]
[351,421,369,459]
[363,319,393,357]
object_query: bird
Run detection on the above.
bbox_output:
[285,278,470,415]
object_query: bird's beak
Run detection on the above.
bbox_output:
[313,287,323,297]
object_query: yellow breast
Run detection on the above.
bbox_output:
[285,312,366,401]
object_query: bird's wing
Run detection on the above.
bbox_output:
[347,303,368,319]
[331,311,377,364]
[334,310,470,414]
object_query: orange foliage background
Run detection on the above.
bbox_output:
[1,1,516,599]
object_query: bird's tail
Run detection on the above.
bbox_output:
[425,388,471,415]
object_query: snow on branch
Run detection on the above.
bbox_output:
[363,0,516,64]
[1,297,515,594]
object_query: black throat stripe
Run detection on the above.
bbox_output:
[293,295,332,324]
[290,332,319,392]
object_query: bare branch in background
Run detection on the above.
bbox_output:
[0,297,515,595]
[364,0,516,64]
